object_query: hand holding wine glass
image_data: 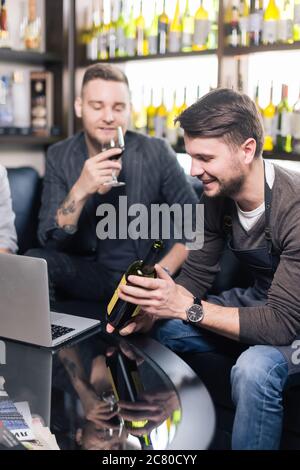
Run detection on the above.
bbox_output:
[102,126,126,188]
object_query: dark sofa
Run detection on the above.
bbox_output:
[7,166,300,449]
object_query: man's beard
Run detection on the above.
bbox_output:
[85,129,112,153]
[205,174,245,199]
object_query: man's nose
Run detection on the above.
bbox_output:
[190,160,204,178]
[102,108,114,123]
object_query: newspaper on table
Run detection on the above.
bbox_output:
[0,376,59,450]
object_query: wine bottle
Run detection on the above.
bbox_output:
[147,89,156,137]
[106,240,164,330]
[278,0,293,44]
[147,1,158,55]
[294,0,300,40]
[136,0,147,56]
[291,89,300,154]
[263,82,277,152]
[98,0,109,60]
[193,0,210,51]
[168,0,182,53]
[0,0,10,48]
[166,90,179,147]
[262,0,280,45]
[249,0,263,46]
[276,84,292,153]
[224,0,241,48]
[254,82,263,116]
[134,87,147,134]
[181,0,194,52]
[108,0,117,58]
[86,1,100,61]
[239,0,250,47]
[125,3,136,57]
[177,87,188,151]
[116,0,126,57]
[155,89,167,138]
[24,0,41,50]
[158,0,169,54]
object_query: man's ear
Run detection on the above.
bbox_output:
[74,97,82,118]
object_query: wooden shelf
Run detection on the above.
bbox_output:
[0,48,62,65]
[223,42,300,56]
[263,151,300,162]
[78,46,217,67]
[0,135,63,147]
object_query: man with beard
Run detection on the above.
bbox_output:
[27,64,197,306]
[106,88,300,449]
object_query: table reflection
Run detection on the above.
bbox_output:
[52,335,181,450]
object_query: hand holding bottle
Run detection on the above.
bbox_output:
[107,264,194,336]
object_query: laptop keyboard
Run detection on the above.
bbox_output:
[51,324,75,340]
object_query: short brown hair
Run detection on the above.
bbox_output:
[82,63,129,91]
[175,88,264,158]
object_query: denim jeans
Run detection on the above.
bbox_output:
[152,319,289,450]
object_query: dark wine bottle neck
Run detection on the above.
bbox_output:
[142,242,163,270]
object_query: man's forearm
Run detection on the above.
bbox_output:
[55,183,88,232]
[200,301,240,341]
[159,243,187,275]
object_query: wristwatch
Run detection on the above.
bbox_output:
[186,297,204,324]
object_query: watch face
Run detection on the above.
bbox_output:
[187,304,203,323]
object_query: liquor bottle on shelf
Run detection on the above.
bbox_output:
[177,87,188,151]
[291,90,300,154]
[278,0,293,44]
[193,0,210,51]
[182,0,194,52]
[0,0,10,48]
[0,75,13,128]
[87,1,100,61]
[147,89,156,137]
[168,0,181,53]
[155,89,167,138]
[224,0,241,47]
[133,87,147,134]
[294,0,300,40]
[262,0,280,45]
[263,82,277,152]
[249,0,263,46]
[125,2,136,57]
[166,91,180,147]
[276,83,292,153]
[12,71,30,130]
[116,0,126,58]
[98,0,109,60]
[24,0,41,51]
[136,0,147,56]
[106,240,164,330]
[239,0,250,47]
[147,1,158,55]
[207,0,219,49]
[108,0,117,59]
[254,82,263,115]
[158,0,169,54]
[80,4,93,48]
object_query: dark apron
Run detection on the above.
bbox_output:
[207,164,300,374]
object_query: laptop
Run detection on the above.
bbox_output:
[0,253,101,347]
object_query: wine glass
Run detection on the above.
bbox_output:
[103,126,126,187]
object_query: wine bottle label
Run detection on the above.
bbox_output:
[291,112,300,139]
[278,19,293,42]
[264,116,275,138]
[126,37,136,56]
[182,32,193,50]
[136,28,144,55]
[280,111,292,137]
[249,12,261,33]
[107,275,141,318]
[168,32,181,52]
[294,5,300,24]
[116,27,126,54]
[239,17,249,33]
[193,19,210,47]
[155,116,166,138]
[148,36,158,54]
[262,20,278,44]
[158,31,167,54]
[166,128,178,146]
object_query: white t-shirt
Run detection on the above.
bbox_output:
[235,161,275,232]
[0,165,18,252]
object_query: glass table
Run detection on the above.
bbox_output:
[0,330,215,450]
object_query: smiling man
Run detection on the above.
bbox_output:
[107,88,300,450]
[27,64,197,307]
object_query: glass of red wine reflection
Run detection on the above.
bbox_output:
[102,126,126,187]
